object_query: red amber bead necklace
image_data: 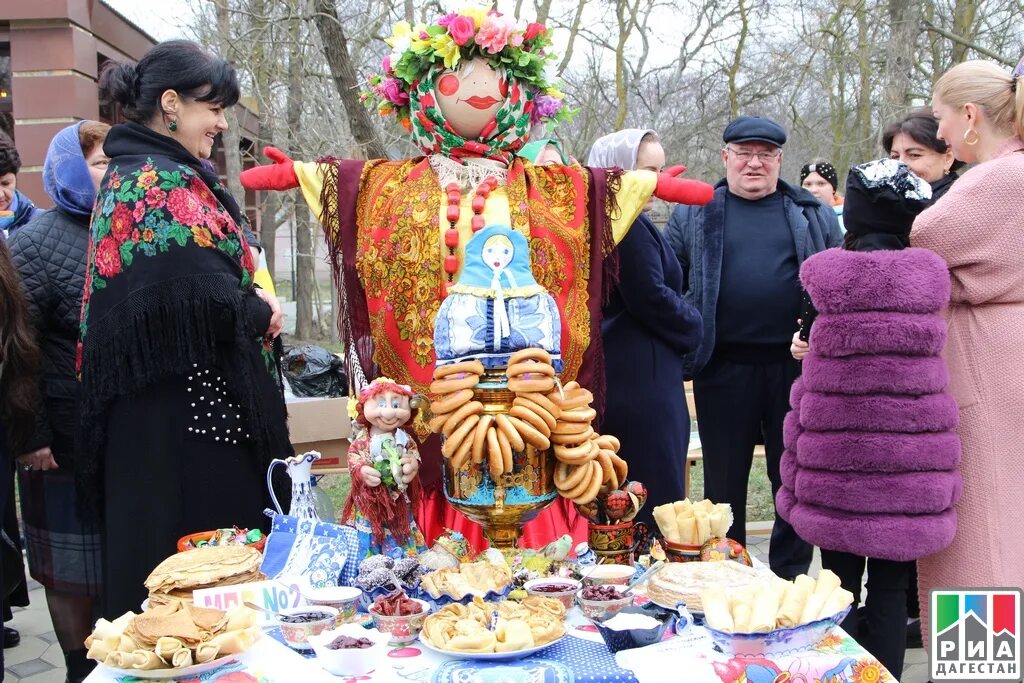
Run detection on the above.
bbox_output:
[444,175,499,285]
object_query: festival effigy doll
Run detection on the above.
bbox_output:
[342,378,428,559]
[240,4,713,549]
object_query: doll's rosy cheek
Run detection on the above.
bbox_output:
[438,74,460,96]
[498,78,508,98]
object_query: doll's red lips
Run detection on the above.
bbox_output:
[464,96,499,109]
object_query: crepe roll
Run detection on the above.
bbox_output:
[93,613,135,641]
[224,606,256,631]
[195,642,221,664]
[818,587,855,620]
[672,499,693,517]
[207,627,254,655]
[713,504,734,536]
[693,499,714,514]
[732,603,752,633]
[86,639,113,663]
[132,649,167,670]
[653,504,680,543]
[749,582,785,633]
[495,620,534,652]
[695,512,712,545]
[677,514,698,545]
[104,651,135,669]
[701,587,734,633]
[799,593,826,626]
[154,636,184,659]
[794,574,815,594]
[813,569,841,597]
[171,648,194,668]
[118,634,141,653]
[776,581,810,627]
[446,630,497,653]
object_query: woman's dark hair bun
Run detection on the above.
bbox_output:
[98,40,239,124]
[99,61,140,109]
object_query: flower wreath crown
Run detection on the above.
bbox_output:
[364,4,571,131]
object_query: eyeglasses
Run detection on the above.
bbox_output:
[725,146,782,163]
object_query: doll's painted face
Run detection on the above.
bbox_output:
[482,234,514,271]
[436,58,508,140]
[362,391,412,432]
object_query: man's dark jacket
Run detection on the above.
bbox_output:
[665,178,844,378]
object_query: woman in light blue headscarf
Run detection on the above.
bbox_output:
[587,129,703,529]
[7,120,109,683]
[0,132,43,236]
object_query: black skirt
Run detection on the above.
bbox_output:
[100,374,266,618]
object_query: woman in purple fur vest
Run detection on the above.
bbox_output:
[778,159,962,678]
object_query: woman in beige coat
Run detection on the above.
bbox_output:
[911,58,1024,643]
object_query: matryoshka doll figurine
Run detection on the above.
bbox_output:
[434,224,562,370]
[342,378,428,559]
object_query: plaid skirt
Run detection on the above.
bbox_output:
[17,467,102,596]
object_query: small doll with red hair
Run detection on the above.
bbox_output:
[342,377,428,559]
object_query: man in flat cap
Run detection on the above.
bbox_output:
[665,116,842,579]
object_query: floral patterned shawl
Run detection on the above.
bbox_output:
[76,122,291,497]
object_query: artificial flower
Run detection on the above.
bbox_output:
[382,77,411,106]
[446,14,476,46]
[385,21,412,49]
[475,14,516,54]
[524,22,546,41]
[459,4,490,29]
[410,24,433,54]
[431,33,462,69]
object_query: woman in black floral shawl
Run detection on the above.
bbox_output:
[79,41,291,617]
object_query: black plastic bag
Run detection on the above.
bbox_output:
[283,345,349,398]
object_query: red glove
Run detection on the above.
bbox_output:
[239,147,299,191]
[654,165,714,206]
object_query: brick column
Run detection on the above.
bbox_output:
[4,0,99,206]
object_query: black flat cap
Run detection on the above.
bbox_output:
[723,116,787,146]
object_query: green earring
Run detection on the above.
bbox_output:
[168,120,178,132]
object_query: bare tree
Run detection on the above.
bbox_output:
[310,0,389,159]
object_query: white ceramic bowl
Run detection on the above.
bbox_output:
[308,625,389,676]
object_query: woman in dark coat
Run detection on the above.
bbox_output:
[0,234,40,672]
[587,129,703,527]
[9,120,111,682]
[0,131,38,652]
[79,41,291,618]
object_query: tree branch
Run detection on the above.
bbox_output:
[922,19,1014,66]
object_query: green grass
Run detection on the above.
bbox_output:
[316,472,352,521]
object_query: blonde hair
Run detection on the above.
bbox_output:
[933,59,1024,140]
[482,234,514,252]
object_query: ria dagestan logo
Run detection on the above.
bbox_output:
[931,589,1022,681]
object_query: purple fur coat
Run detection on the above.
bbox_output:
[776,247,962,561]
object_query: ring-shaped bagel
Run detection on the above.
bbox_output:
[442,400,484,436]
[430,374,480,394]
[434,359,485,379]
[430,388,474,416]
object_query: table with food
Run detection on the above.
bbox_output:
[81,494,896,683]
[82,228,895,682]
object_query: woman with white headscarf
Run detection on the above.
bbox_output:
[587,130,703,527]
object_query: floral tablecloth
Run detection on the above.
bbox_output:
[85,607,897,683]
